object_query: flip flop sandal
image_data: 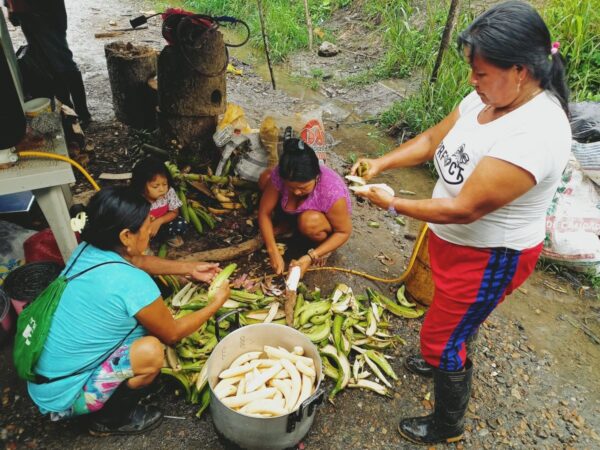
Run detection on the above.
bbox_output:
[167,235,184,248]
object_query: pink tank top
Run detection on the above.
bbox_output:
[270,165,352,215]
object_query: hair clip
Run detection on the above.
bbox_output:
[284,126,294,142]
[70,211,87,233]
[550,41,560,55]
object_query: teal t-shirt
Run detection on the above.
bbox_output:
[27,243,160,413]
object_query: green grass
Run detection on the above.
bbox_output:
[543,0,600,101]
[589,273,600,299]
[308,78,321,91]
[372,0,599,135]
[310,68,325,79]
[180,0,350,62]
[289,74,321,91]
[344,1,475,133]
[537,259,600,300]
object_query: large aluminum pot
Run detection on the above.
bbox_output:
[207,317,325,450]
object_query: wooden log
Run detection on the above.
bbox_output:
[95,31,125,39]
[104,41,157,129]
[179,236,264,262]
[157,111,219,165]
[157,31,227,117]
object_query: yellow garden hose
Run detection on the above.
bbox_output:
[305,223,429,283]
[17,151,101,191]
[248,223,430,285]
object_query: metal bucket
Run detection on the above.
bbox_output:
[206,317,325,450]
[3,261,62,314]
[0,288,16,345]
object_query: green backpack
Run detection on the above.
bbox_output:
[13,244,131,383]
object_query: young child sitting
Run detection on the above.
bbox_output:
[131,157,187,248]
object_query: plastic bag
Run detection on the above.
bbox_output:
[259,116,280,167]
[298,110,326,150]
[216,103,252,134]
[23,228,66,265]
[570,102,600,143]
[235,133,269,183]
[571,140,600,187]
[286,108,337,163]
[569,102,600,187]
[542,158,600,273]
[297,110,327,162]
[215,134,249,176]
[0,221,35,286]
[0,221,35,263]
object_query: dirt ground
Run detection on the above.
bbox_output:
[2,0,600,449]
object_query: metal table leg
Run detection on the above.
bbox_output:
[32,186,77,262]
[61,184,73,209]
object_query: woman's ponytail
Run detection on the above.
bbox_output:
[546,51,570,116]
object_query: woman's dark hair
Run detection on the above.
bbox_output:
[81,186,150,251]
[458,1,569,115]
[278,128,321,182]
[130,156,174,195]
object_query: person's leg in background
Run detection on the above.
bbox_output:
[19,3,91,125]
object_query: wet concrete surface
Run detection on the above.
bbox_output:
[2,0,600,449]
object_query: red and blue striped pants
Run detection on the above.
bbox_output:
[421,232,542,371]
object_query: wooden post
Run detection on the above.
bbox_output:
[157,33,227,117]
[303,0,314,52]
[430,0,460,84]
[104,42,157,129]
[257,0,276,90]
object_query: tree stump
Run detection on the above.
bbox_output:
[157,31,227,117]
[157,111,218,165]
[157,27,227,167]
[105,41,157,129]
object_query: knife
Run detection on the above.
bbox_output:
[284,266,301,326]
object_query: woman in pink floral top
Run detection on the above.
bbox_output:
[258,134,352,277]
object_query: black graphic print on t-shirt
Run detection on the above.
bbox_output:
[435,143,470,185]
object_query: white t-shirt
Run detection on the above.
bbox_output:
[428,90,571,250]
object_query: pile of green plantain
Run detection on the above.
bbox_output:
[160,265,425,418]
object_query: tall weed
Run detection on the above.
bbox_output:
[182,0,349,62]
[543,0,600,101]
[379,0,600,134]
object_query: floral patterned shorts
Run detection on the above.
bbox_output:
[50,344,133,421]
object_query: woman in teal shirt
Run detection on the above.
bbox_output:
[28,186,230,435]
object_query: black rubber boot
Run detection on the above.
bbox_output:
[398,359,473,445]
[405,330,479,378]
[88,381,163,436]
[404,353,435,378]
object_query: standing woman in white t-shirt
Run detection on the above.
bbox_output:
[351,1,571,445]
